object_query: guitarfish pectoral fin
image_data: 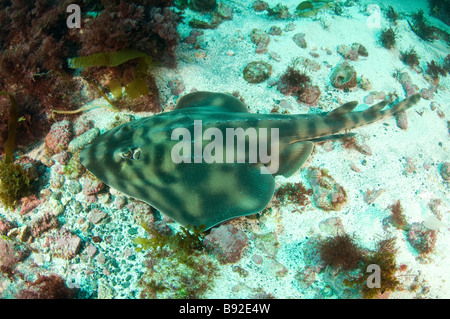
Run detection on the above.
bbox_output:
[143,161,276,229]
[273,141,314,178]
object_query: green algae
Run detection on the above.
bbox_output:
[344,238,400,299]
[295,0,332,17]
[134,221,218,298]
[133,221,206,258]
[0,92,32,209]
[67,49,148,68]
[0,161,31,209]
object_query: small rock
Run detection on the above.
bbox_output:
[96,252,106,264]
[86,244,98,258]
[373,91,386,100]
[184,29,203,44]
[45,120,72,155]
[98,193,110,205]
[439,162,450,182]
[360,77,372,91]
[269,259,288,278]
[20,195,42,215]
[267,3,289,19]
[54,151,70,165]
[0,218,15,235]
[420,87,434,100]
[293,33,307,48]
[216,2,233,20]
[299,57,321,72]
[250,29,270,54]
[115,195,127,209]
[65,180,82,195]
[364,94,374,104]
[243,61,272,84]
[307,168,347,211]
[252,254,263,264]
[126,200,154,225]
[7,225,30,242]
[299,85,321,105]
[319,217,345,235]
[337,43,367,60]
[40,155,55,167]
[226,50,235,56]
[169,78,185,96]
[284,22,295,32]
[349,162,360,172]
[352,43,368,57]
[0,237,29,269]
[255,232,279,257]
[253,0,269,12]
[407,222,437,255]
[337,44,358,60]
[69,200,82,214]
[395,112,408,130]
[268,25,282,35]
[73,117,94,136]
[269,51,281,62]
[189,18,216,30]
[399,72,419,96]
[47,197,65,216]
[364,188,386,204]
[51,229,82,260]
[29,212,60,238]
[330,62,357,89]
[98,280,116,299]
[87,208,108,224]
[82,174,104,196]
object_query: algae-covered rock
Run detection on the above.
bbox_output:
[407,222,437,255]
[188,18,217,29]
[330,62,357,89]
[293,33,307,48]
[307,167,347,211]
[299,85,321,105]
[250,28,270,53]
[267,3,290,19]
[243,61,272,83]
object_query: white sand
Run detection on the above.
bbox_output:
[169,0,449,299]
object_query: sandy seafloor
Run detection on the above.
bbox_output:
[1,0,449,299]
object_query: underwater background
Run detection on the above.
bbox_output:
[0,0,449,299]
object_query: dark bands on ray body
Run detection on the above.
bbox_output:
[79,92,421,229]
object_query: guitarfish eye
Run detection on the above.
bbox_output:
[121,150,132,159]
